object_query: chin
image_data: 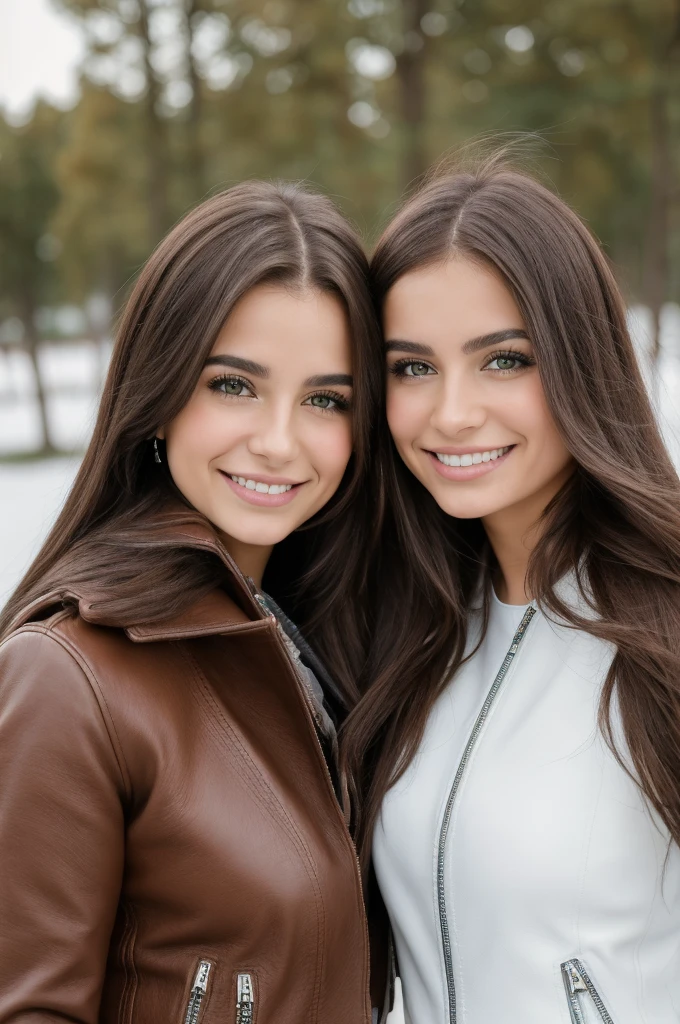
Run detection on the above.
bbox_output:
[429,491,502,521]
[221,523,295,548]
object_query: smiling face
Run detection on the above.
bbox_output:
[161,283,353,584]
[384,258,575,537]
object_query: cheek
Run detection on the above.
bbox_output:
[311,418,353,483]
[508,378,571,469]
[386,383,430,442]
[167,399,244,462]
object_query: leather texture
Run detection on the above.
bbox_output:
[0,516,372,1024]
[374,578,680,1024]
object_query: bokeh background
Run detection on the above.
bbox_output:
[1,0,680,603]
[0,4,679,1017]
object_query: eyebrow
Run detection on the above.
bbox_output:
[204,356,352,388]
[205,355,269,377]
[461,328,530,354]
[304,373,353,388]
[384,340,435,356]
[384,329,530,357]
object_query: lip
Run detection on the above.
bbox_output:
[218,470,305,507]
[426,445,515,481]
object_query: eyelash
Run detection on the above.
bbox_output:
[308,389,351,413]
[388,350,535,378]
[388,358,435,378]
[208,374,253,397]
[483,349,536,373]
[207,375,351,412]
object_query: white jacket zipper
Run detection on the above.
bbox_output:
[562,959,615,1024]
[437,605,536,1023]
[184,960,212,1024]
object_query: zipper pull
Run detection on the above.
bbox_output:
[565,962,587,994]
[184,961,212,1024]
[192,961,211,995]
[236,973,254,1023]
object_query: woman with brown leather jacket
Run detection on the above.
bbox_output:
[0,182,387,1023]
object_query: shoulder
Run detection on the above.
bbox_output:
[0,613,132,796]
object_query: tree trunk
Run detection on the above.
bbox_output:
[184,0,207,201]
[138,0,171,246]
[396,0,430,190]
[644,83,671,364]
[643,0,680,363]
[19,293,55,455]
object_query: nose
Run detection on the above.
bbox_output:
[429,370,486,437]
[247,400,300,464]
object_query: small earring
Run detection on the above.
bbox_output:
[154,438,162,464]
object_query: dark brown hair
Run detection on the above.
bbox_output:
[343,154,680,866]
[0,181,382,696]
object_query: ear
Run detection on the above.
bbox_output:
[156,428,165,440]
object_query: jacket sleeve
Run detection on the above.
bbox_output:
[0,626,126,1022]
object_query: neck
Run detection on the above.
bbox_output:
[482,467,574,605]
[218,534,273,590]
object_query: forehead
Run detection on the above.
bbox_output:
[383,259,523,345]
[211,284,352,367]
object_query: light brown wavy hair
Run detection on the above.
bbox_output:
[343,155,680,867]
[0,181,382,698]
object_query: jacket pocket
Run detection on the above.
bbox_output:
[236,972,255,1023]
[184,960,213,1024]
[561,959,615,1024]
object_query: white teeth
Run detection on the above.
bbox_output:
[230,475,293,495]
[435,446,511,467]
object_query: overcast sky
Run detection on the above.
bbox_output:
[0,0,84,122]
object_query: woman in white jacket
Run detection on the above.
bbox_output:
[343,156,680,1024]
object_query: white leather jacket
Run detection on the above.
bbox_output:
[373,579,680,1024]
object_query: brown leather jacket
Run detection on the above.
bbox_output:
[0,518,381,1023]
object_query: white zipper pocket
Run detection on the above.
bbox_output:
[236,972,255,1023]
[561,959,615,1024]
[184,960,212,1024]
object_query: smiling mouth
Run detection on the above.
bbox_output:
[228,475,295,495]
[434,445,513,467]
[218,470,305,506]
[426,444,516,481]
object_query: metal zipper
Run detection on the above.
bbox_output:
[437,605,536,1023]
[562,959,615,1024]
[184,960,212,1024]
[236,972,254,1023]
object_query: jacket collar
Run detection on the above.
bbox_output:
[22,507,271,643]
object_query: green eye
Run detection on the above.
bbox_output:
[486,352,531,372]
[495,357,517,371]
[310,394,333,408]
[408,362,431,376]
[208,374,252,397]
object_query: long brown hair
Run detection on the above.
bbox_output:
[343,154,680,866]
[1,181,382,697]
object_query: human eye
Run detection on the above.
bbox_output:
[483,350,535,374]
[388,358,437,379]
[207,374,254,398]
[303,390,351,413]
